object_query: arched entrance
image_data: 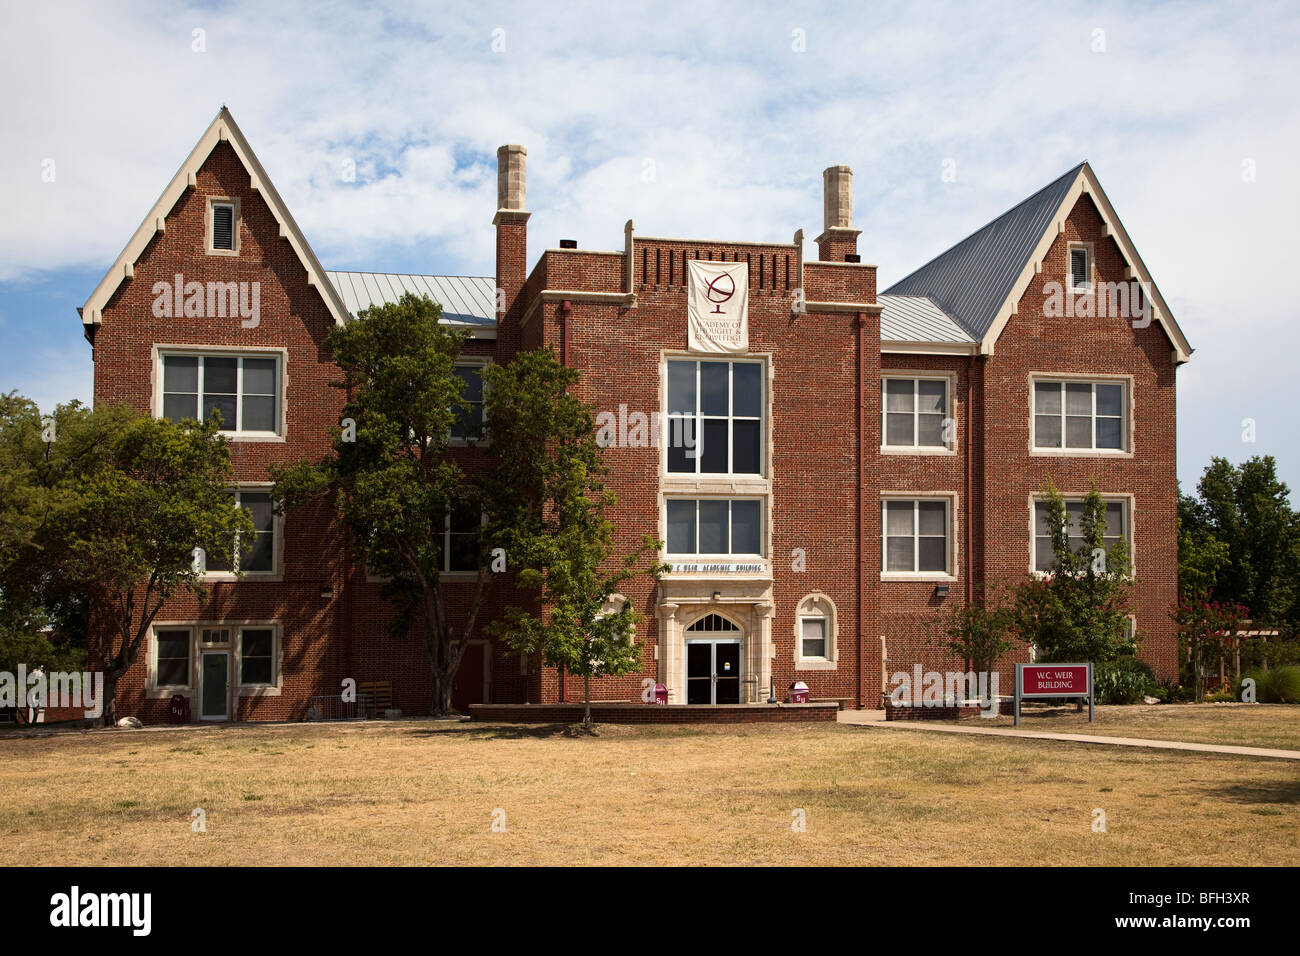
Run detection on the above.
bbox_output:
[684,613,743,704]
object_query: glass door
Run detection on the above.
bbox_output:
[685,640,742,704]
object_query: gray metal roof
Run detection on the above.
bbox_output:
[883,163,1085,341]
[325,271,496,326]
[879,294,974,344]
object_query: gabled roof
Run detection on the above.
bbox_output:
[884,162,1192,364]
[326,272,496,327]
[80,107,351,333]
[879,294,974,346]
[885,164,1083,342]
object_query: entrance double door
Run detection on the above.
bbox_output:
[686,639,741,704]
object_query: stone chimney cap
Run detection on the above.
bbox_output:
[497,144,527,212]
[822,164,854,232]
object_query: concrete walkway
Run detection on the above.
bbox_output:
[838,709,1300,760]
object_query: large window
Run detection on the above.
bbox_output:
[442,506,481,573]
[666,359,763,475]
[239,628,275,685]
[1033,379,1125,451]
[451,363,486,441]
[155,630,191,687]
[666,499,762,557]
[1033,499,1129,573]
[232,490,275,574]
[882,498,950,575]
[161,353,280,435]
[883,377,949,448]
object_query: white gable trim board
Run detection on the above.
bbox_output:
[80,108,351,334]
[977,165,1193,365]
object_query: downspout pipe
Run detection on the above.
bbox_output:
[558,299,573,703]
[857,311,866,710]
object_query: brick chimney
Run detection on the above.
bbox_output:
[493,144,529,352]
[816,164,862,262]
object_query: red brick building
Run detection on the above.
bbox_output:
[80,109,1192,721]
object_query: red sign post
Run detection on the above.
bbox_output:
[1015,663,1093,725]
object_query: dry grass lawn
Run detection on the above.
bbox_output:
[970,703,1300,751]
[2,718,1296,866]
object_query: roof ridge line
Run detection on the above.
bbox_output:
[885,161,1085,291]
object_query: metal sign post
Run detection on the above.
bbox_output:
[1016,663,1095,727]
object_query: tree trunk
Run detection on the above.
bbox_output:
[583,672,592,731]
[101,673,119,727]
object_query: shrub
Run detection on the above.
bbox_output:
[1236,666,1300,704]
[1094,657,1159,705]
[1241,638,1300,671]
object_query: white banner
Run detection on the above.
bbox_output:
[687,260,748,353]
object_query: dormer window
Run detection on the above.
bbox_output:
[208,198,239,254]
[1069,245,1091,292]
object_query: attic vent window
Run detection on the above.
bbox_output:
[1069,246,1091,291]
[210,201,237,253]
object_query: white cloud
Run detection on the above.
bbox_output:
[1,0,1297,489]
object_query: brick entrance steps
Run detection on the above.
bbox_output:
[468,703,840,723]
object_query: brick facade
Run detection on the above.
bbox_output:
[82,111,1185,722]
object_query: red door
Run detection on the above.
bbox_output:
[452,643,488,713]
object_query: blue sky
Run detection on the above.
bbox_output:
[2,0,1297,497]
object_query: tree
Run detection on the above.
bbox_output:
[929,589,1014,676]
[1174,595,1248,703]
[1180,457,1299,634]
[1010,480,1137,664]
[0,394,253,723]
[57,416,253,724]
[483,348,665,730]
[274,293,496,716]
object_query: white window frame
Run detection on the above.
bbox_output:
[155,346,286,440]
[236,625,280,692]
[1029,494,1134,577]
[1068,242,1092,293]
[1030,375,1131,455]
[201,484,282,581]
[440,506,485,576]
[449,358,491,446]
[146,620,282,699]
[794,593,838,670]
[881,495,957,581]
[206,197,240,256]
[881,373,955,452]
[151,628,194,691]
[664,357,766,478]
[663,497,765,560]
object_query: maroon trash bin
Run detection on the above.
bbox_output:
[169,693,190,724]
[788,681,810,703]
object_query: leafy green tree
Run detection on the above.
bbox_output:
[929,589,1014,676]
[1010,480,1136,664]
[1180,457,1299,633]
[274,293,488,716]
[1174,595,1248,702]
[0,394,252,722]
[483,348,665,730]
[54,416,253,724]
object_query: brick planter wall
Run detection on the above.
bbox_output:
[883,698,1016,721]
[469,703,839,723]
